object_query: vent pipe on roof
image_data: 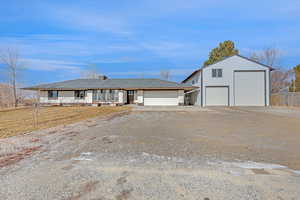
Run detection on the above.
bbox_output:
[98,75,108,80]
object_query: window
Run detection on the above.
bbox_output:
[109,90,114,100]
[92,90,119,102]
[212,69,222,78]
[134,91,137,100]
[75,90,85,99]
[48,91,58,99]
[192,80,195,84]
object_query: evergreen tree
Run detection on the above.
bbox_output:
[203,40,239,66]
[290,64,300,92]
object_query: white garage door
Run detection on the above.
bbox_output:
[144,91,179,106]
[206,87,229,106]
[234,71,265,106]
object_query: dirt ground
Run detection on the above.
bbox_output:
[0,106,130,138]
[0,106,300,199]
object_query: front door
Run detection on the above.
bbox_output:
[127,90,134,104]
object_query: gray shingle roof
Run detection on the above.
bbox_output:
[23,79,195,90]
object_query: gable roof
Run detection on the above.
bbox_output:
[23,78,196,90]
[182,54,275,83]
[181,69,202,83]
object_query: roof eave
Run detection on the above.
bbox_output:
[181,69,202,83]
[22,86,198,91]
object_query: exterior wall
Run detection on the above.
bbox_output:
[39,89,187,106]
[178,90,184,105]
[123,90,127,103]
[137,90,144,105]
[202,55,270,106]
[184,71,200,85]
[183,55,271,106]
[39,90,93,104]
[118,90,125,104]
[183,71,202,105]
[86,91,93,103]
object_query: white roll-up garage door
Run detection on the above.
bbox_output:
[234,71,265,106]
[205,86,229,106]
[144,90,179,106]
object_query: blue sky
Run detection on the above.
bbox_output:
[0,0,299,86]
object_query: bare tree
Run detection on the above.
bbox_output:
[250,48,292,93]
[263,47,279,66]
[250,47,280,66]
[271,69,293,93]
[32,91,41,128]
[0,83,14,108]
[0,48,21,107]
[160,70,171,80]
[249,52,264,63]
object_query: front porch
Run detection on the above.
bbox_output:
[92,90,142,106]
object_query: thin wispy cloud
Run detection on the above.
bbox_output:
[108,68,196,77]
[0,0,299,84]
[20,58,83,72]
[39,3,131,36]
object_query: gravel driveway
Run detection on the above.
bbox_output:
[0,107,300,200]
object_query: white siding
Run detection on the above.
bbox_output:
[118,90,125,104]
[178,90,184,105]
[184,71,201,86]
[137,90,144,104]
[39,90,93,104]
[123,90,127,103]
[184,71,202,105]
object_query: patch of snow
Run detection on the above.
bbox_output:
[72,152,94,161]
[292,170,300,175]
[142,152,150,157]
[81,152,93,156]
[229,161,287,169]
[73,157,93,161]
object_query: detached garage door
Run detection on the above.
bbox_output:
[234,71,265,106]
[144,90,179,106]
[205,86,229,106]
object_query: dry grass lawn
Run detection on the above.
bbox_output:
[0,106,130,138]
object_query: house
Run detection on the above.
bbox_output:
[24,54,273,107]
[182,54,274,106]
[23,77,195,106]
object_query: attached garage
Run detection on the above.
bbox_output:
[234,71,266,106]
[205,86,229,106]
[144,90,179,106]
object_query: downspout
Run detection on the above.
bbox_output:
[269,69,271,106]
[201,70,203,107]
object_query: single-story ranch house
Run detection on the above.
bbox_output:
[24,54,274,107]
[24,78,196,106]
